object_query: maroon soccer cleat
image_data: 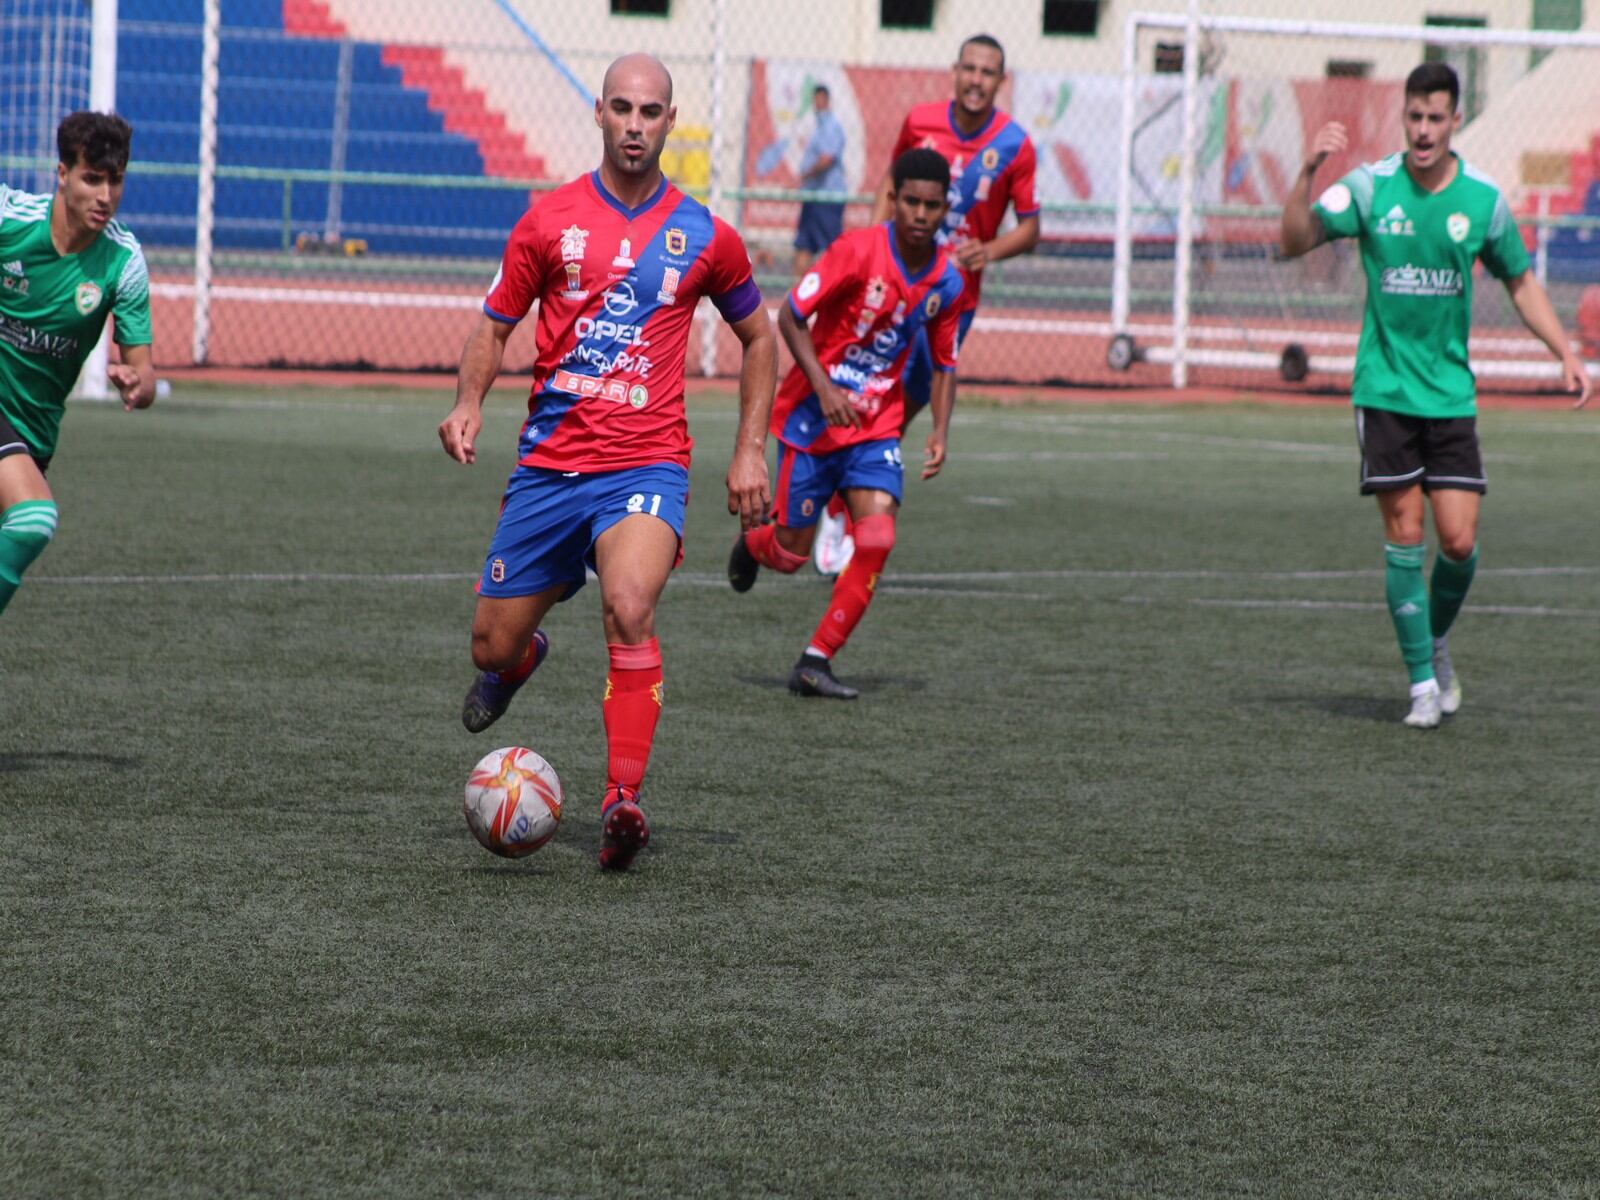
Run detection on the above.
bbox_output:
[598,786,650,871]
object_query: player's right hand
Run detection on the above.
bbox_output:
[725,445,770,531]
[1306,122,1348,174]
[438,403,482,464]
[1562,353,1593,409]
[818,383,862,429]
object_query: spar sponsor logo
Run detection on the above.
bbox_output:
[1380,264,1463,297]
[552,369,650,408]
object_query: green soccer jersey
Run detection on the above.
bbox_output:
[0,182,152,458]
[1312,151,1529,419]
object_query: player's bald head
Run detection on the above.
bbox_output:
[601,53,673,104]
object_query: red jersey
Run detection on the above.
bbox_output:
[773,223,965,454]
[889,101,1039,314]
[484,171,761,472]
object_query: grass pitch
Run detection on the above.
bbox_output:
[3,385,1597,1198]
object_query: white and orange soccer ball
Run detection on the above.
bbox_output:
[463,746,563,858]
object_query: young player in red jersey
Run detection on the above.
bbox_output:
[812,33,1040,575]
[726,149,964,698]
[438,54,776,871]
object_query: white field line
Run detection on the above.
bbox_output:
[1168,597,1600,619]
[34,565,1598,587]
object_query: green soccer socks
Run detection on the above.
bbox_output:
[1429,544,1478,639]
[1384,541,1433,685]
[0,499,58,615]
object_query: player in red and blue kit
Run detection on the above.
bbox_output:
[813,33,1040,576]
[438,54,776,871]
[726,149,963,699]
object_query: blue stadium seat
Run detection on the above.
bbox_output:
[112,4,510,252]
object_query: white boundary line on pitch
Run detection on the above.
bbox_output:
[1162,597,1600,619]
[33,565,1598,587]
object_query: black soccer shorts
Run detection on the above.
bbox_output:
[0,408,49,474]
[1354,406,1485,496]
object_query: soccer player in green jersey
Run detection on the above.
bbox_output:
[1281,62,1591,729]
[0,112,154,617]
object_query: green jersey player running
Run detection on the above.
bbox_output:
[0,112,155,617]
[1281,62,1592,729]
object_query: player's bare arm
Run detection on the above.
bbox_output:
[110,343,156,410]
[440,315,516,465]
[1504,271,1593,409]
[726,306,777,530]
[1281,121,1348,259]
[777,301,861,430]
[955,212,1040,273]
[920,370,957,480]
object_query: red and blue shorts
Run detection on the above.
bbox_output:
[772,438,903,529]
[478,462,688,599]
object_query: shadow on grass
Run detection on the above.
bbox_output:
[0,750,144,773]
[564,818,741,845]
[1294,693,1399,724]
[734,673,928,694]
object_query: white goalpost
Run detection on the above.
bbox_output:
[1111,12,1600,390]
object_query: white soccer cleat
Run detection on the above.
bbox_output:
[1432,636,1461,716]
[811,509,855,576]
[1403,684,1443,730]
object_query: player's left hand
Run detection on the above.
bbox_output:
[954,240,989,272]
[108,364,152,410]
[726,446,770,531]
[1562,353,1592,408]
[920,431,947,479]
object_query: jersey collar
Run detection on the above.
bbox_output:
[588,170,669,221]
[884,221,937,287]
[946,100,997,143]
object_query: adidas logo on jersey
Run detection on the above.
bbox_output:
[1,259,28,295]
[2,260,23,277]
[1376,204,1414,237]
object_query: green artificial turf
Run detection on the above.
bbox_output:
[2,386,1596,1197]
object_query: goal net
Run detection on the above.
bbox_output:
[1110,12,1600,393]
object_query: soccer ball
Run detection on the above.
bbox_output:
[463,746,563,858]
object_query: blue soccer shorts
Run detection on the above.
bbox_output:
[772,438,903,529]
[902,307,976,419]
[478,462,689,599]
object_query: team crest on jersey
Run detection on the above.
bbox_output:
[563,262,588,300]
[981,147,1000,171]
[801,498,815,517]
[613,238,635,269]
[1447,213,1471,243]
[924,292,942,318]
[665,227,687,256]
[74,281,102,315]
[628,384,649,409]
[864,276,887,309]
[560,225,588,262]
[491,558,506,584]
[657,267,681,305]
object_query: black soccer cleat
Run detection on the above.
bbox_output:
[728,532,760,593]
[461,630,549,733]
[788,655,859,700]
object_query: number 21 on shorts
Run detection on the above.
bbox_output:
[626,492,663,516]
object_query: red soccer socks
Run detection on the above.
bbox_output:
[807,512,895,658]
[603,638,664,792]
[744,523,808,574]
